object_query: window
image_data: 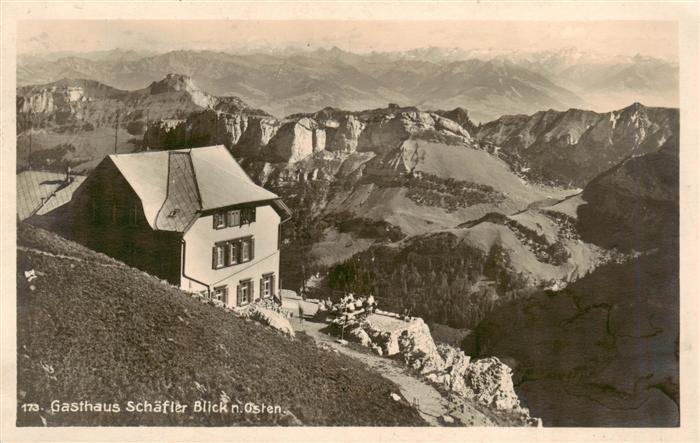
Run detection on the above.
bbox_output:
[212,244,225,268]
[213,286,228,304]
[227,242,238,266]
[241,207,256,225]
[212,237,254,270]
[261,273,275,298]
[240,239,250,261]
[237,279,254,306]
[213,212,226,229]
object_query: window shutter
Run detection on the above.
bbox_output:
[236,285,242,306]
[250,280,255,301]
[271,275,276,298]
[260,278,264,298]
[227,210,240,227]
[250,238,255,260]
[212,246,217,269]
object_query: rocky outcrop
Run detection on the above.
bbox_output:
[238,302,295,337]
[434,107,478,134]
[17,85,92,128]
[143,109,278,154]
[235,116,279,156]
[434,115,472,139]
[348,327,371,347]
[267,118,322,163]
[327,115,365,152]
[385,319,531,416]
[395,319,445,374]
[147,74,216,109]
[454,356,521,411]
[335,312,538,425]
[18,86,85,114]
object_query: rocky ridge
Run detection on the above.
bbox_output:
[144,103,477,164]
[16,74,270,132]
[476,103,678,186]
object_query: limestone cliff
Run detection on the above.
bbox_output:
[145,104,478,165]
[143,109,278,155]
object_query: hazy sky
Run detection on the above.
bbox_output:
[18,20,678,60]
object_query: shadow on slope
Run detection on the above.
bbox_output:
[463,248,679,427]
[462,144,679,426]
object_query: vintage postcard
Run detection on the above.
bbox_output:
[1,1,698,442]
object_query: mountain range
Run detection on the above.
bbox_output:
[17,47,678,122]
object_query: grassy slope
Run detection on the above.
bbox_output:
[452,206,605,283]
[16,224,425,426]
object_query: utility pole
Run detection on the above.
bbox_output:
[144,110,150,151]
[214,112,219,145]
[114,110,120,154]
[27,112,32,170]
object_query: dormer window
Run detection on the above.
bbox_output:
[213,207,256,229]
[213,212,226,229]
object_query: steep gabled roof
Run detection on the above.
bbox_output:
[188,145,278,210]
[108,145,280,231]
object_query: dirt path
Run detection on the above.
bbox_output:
[288,313,495,427]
